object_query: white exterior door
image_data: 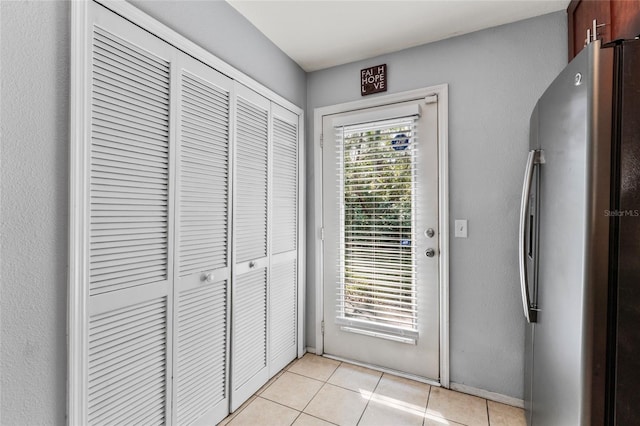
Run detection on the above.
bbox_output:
[322,99,440,380]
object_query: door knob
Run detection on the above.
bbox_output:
[249,261,256,269]
[425,248,436,258]
[202,272,215,283]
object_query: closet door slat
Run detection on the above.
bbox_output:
[272,116,298,255]
[234,96,269,263]
[173,58,232,426]
[85,7,174,425]
[90,23,171,296]
[233,268,268,387]
[270,260,297,362]
[231,87,271,410]
[178,71,230,277]
[269,106,299,374]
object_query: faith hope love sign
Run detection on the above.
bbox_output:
[361,64,387,96]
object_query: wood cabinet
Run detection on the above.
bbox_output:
[568,0,640,60]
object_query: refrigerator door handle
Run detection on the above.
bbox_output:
[519,150,543,323]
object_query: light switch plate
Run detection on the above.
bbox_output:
[455,219,468,238]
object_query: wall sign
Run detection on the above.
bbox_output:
[361,64,387,96]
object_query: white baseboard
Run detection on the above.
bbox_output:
[305,346,316,355]
[449,382,524,408]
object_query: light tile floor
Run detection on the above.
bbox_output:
[219,354,526,426]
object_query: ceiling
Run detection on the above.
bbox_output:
[226,0,570,72]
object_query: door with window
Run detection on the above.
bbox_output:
[322,99,440,380]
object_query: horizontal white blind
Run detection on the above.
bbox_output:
[336,116,419,336]
[90,26,170,296]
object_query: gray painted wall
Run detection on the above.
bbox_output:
[0,1,305,424]
[129,0,306,109]
[1,0,567,421]
[305,11,567,399]
[1,2,70,424]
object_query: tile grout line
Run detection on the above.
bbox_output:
[355,371,383,426]
[286,368,329,383]
[251,396,305,424]
[322,380,378,396]
[220,395,256,426]
[422,382,432,426]
[257,370,284,396]
[287,363,389,397]
[322,362,385,391]
[325,360,343,382]
[290,411,303,426]
[486,398,490,426]
[296,363,341,425]
[285,356,317,426]
[222,356,311,425]
[304,411,341,426]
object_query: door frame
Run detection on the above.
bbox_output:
[313,85,449,387]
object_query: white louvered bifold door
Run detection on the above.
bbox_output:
[269,104,299,375]
[85,4,176,424]
[172,52,232,426]
[231,84,271,410]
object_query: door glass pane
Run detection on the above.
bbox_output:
[336,117,418,335]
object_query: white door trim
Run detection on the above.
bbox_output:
[313,85,450,387]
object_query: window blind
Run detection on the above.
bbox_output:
[335,116,419,339]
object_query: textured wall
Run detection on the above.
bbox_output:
[305,11,568,399]
[1,1,70,424]
[0,1,305,424]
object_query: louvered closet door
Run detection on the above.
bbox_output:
[86,4,175,424]
[172,53,232,426]
[269,105,299,375]
[231,84,271,410]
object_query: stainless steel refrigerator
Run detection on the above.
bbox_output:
[520,38,640,425]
